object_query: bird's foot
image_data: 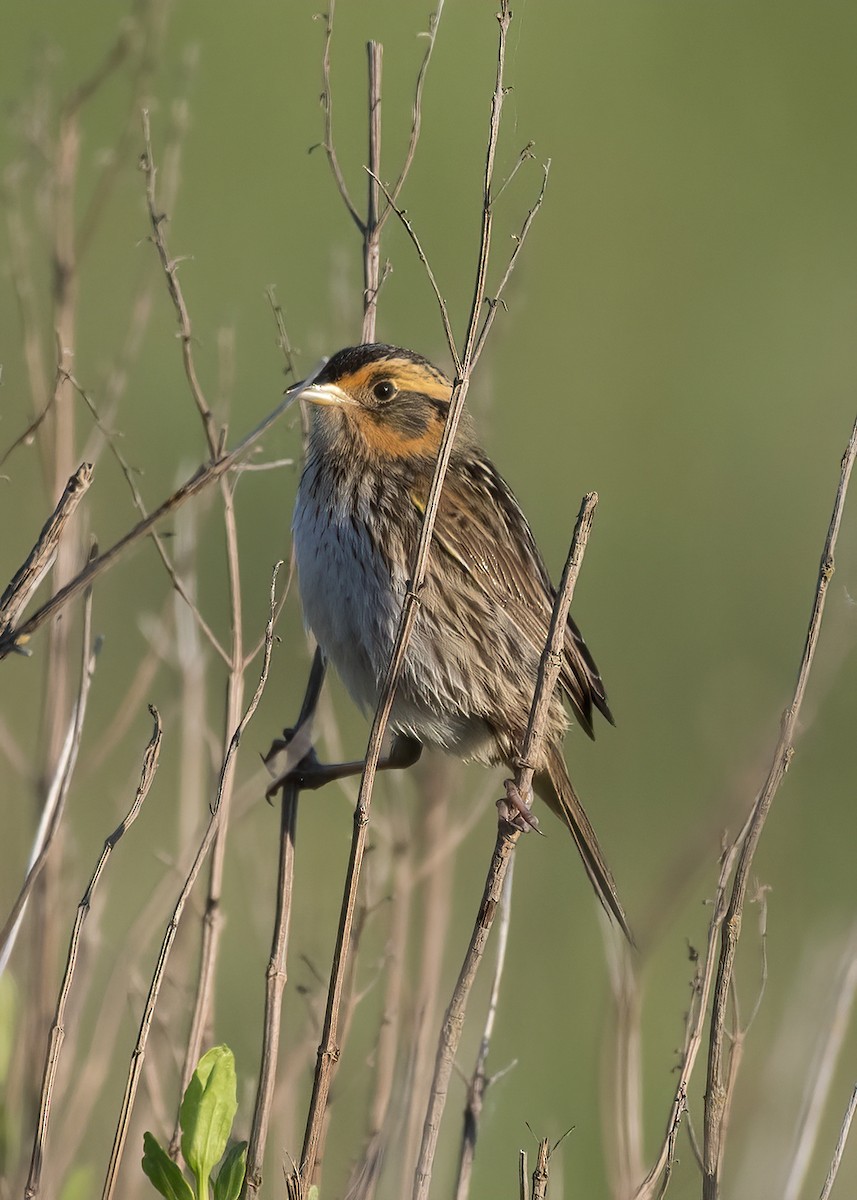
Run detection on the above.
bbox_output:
[497,779,543,835]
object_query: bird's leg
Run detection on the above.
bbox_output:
[498,778,542,833]
[265,731,422,798]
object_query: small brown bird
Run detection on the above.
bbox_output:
[290,343,630,940]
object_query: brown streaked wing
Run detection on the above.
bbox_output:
[413,452,612,737]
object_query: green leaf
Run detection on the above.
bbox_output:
[212,1141,247,1200]
[307,1188,319,1200]
[180,1046,238,1200]
[142,1132,195,1200]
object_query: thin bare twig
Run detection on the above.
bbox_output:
[412,493,599,1200]
[141,108,216,455]
[315,0,362,231]
[25,709,162,1200]
[380,3,444,222]
[100,564,280,1200]
[454,855,516,1200]
[633,817,750,1200]
[819,1085,857,1200]
[0,578,98,973]
[702,411,857,1199]
[244,646,324,1198]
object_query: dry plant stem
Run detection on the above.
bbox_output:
[531,1139,550,1200]
[412,494,599,1200]
[175,478,245,1105]
[25,709,162,1200]
[454,855,516,1200]
[702,410,857,1200]
[519,1151,529,1200]
[100,566,279,1200]
[142,108,250,1133]
[243,787,299,1198]
[782,922,857,1200]
[0,582,97,971]
[361,42,383,344]
[292,10,519,1189]
[318,0,362,229]
[0,463,92,639]
[142,108,216,455]
[244,648,325,1198]
[633,817,750,1200]
[342,817,413,1200]
[382,3,443,211]
[399,759,455,1196]
[0,380,298,662]
[819,1085,857,1200]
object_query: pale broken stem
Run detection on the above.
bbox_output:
[819,1085,857,1200]
[0,462,92,639]
[702,410,857,1200]
[411,493,599,1200]
[360,41,383,344]
[25,710,162,1200]
[100,566,279,1200]
[454,855,516,1200]
[0,380,299,662]
[0,581,98,973]
[531,1139,550,1200]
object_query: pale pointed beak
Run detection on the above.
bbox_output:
[295,382,358,408]
[282,359,356,409]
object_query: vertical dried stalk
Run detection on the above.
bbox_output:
[702,410,857,1199]
[819,1085,857,1200]
[361,41,383,344]
[244,648,325,1197]
[411,494,599,1200]
[25,710,162,1200]
[453,856,515,1200]
[100,567,279,1200]
[531,1139,551,1200]
[141,109,251,1127]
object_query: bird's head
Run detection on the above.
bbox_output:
[293,344,458,463]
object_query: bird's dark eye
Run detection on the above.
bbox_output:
[372,379,397,403]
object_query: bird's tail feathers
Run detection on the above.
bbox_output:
[535,745,633,945]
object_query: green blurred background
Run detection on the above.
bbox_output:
[2,1,857,1197]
